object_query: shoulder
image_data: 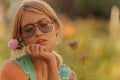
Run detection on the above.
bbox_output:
[58,64,77,80]
[0,61,27,80]
[69,70,77,80]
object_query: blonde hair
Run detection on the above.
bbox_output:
[10,0,63,68]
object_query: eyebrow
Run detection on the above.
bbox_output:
[22,18,51,27]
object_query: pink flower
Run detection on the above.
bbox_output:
[8,39,18,50]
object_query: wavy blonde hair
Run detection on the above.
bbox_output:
[10,0,63,68]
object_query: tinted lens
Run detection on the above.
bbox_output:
[22,25,35,38]
[21,20,54,38]
[38,21,53,33]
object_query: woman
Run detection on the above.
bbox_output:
[0,0,77,80]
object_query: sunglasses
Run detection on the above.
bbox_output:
[21,20,54,38]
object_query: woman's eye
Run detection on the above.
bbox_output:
[40,22,48,27]
[24,26,33,32]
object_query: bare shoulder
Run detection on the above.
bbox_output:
[69,70,77,80]
[0,61,27,80]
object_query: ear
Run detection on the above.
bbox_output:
[54,24,59,36]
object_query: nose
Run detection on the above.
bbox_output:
[35,26,43,37]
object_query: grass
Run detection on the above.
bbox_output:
[0,23,10,63]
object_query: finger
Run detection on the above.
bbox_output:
[27,44,33,56]
[40,46,45,54]
[29,45,32,53]
[36,45,40,56]
[25,45,31,55]
[30,44,35,56]
[33,44,37,56]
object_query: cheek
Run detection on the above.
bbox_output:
[47,32,57,44]
[23,38,34,45]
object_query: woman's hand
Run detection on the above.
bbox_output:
[25,44,59,80]
[25,44,56,64]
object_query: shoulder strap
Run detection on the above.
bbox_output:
[10,54,37,80]
[58,64,71,80]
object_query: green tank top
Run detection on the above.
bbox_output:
[10,54,71,80]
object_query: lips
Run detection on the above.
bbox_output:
[35,39,48,45]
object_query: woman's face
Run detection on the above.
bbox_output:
[21,10,59,51]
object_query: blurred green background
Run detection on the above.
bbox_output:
[1,0,120,80]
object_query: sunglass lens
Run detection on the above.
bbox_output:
[38,22,53,33]
[22,25,35,38]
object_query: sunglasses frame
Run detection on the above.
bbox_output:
[20,19,54,38]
